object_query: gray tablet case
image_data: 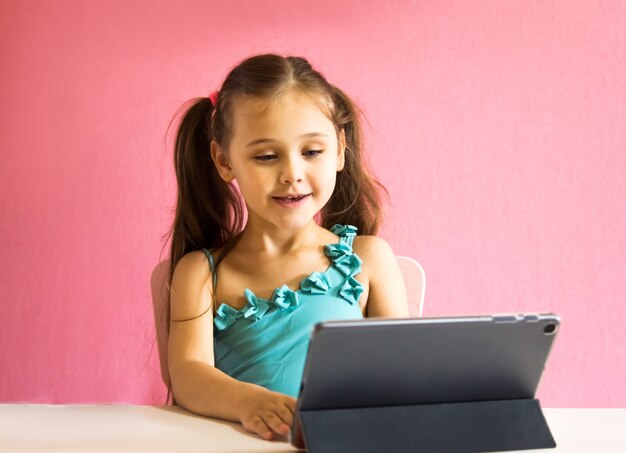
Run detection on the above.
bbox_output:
[290,313,559,452]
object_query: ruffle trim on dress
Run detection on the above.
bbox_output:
[214,224,363,331]
[214,285,300,331]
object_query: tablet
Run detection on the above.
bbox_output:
[290,313,560,449]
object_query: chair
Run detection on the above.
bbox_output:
[150,255,426,387]
[396,256,426,317]
[150,259,171,388]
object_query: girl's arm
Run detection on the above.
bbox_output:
[167,251,295,440]
[354,236,411,318]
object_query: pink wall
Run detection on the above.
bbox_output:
[1,0,624,407]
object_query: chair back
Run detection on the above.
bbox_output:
[396,255,426,317]
[150,260,171,387]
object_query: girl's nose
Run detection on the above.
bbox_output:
[280,157,304,184]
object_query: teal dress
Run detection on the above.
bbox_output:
[202,224,365,397]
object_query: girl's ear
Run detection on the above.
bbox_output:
[210,141,235,182]
[337,129,346,172]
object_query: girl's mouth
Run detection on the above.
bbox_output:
[272,194,310,208]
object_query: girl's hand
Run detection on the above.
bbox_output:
[237,384,297,441]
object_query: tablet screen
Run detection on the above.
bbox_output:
[297,314,559,411]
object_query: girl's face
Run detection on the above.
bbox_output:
[211,91,345,232]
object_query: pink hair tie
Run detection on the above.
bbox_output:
[209,90,219,107]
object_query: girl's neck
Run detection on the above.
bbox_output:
[236,219,325,257]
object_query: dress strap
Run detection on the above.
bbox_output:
[329,224,358,248]
[339,234,355,247]
[202,249,217,289]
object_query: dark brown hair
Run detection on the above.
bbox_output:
[161,53,388,403]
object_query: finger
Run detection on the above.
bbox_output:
[264,412,290,436]
[276,406,294,427]
[246,416,274,441]
[284,396,297,414]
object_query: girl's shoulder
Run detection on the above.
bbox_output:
[352,234,398,273]
[170,250,214,321]
[175,249,213,275]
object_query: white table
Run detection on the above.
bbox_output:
[1,405,625,452]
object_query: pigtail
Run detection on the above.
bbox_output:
[162,96,244,405]
[321,85,389,235]
[166,94,245,298]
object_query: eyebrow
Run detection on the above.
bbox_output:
[245,132,330,148]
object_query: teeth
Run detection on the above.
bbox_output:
[275,194,307,201]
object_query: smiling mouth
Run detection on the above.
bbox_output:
[272,194,311,206]
[273,194,309,202]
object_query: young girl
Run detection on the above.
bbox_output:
[165,53,409,441]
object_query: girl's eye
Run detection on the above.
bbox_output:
[254,155,277,162]
[303,149,323,157]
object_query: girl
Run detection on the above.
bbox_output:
[165,53,409,441]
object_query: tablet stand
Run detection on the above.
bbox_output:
[299,398,555,453]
